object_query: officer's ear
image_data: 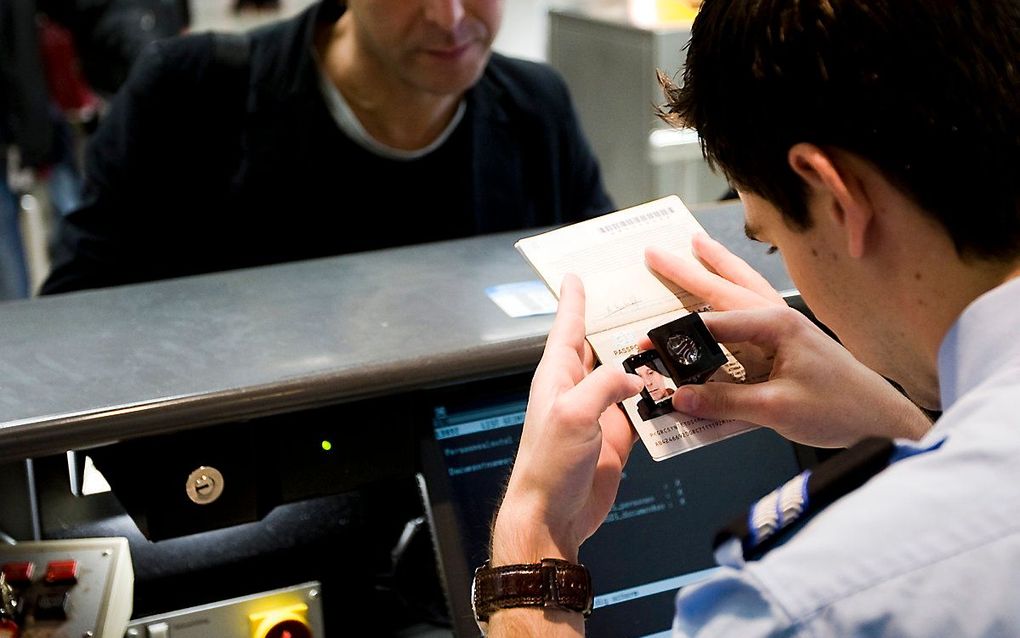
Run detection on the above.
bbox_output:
[787,143,874,260]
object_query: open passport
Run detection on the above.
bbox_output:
[515,195,767,461]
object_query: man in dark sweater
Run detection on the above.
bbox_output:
[41,0,613,293]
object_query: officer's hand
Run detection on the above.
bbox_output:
[670,307,932,448]
[645,233,786,383]
[491,275,644,566]
[646,233,786,311]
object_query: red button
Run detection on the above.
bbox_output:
[0,617,19,638]
[1,561,35,585]
[43,560,79,585]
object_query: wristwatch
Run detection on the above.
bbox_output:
[472,557,593,630]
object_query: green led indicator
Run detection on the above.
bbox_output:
[321,440,333,452]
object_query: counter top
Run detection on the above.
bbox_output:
[0,201,788,462]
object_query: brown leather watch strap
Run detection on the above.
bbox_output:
[472,558,593,622]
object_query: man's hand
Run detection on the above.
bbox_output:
[487,275,643,635]
[645,234,930,446]
[671,307,932,447]
[646,233,786,311]
[492,274,644,564]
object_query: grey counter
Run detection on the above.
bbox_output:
[0,202,787,463]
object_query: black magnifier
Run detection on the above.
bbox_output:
[647,313,727,386]
[622,313,727,420]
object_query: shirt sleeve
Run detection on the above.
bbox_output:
[672,539,799,638]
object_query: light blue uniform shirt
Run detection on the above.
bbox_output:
[673,277,1020,636]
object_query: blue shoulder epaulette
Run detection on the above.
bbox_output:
[714,437,896,561]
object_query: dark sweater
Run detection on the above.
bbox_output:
[42,1,613,293]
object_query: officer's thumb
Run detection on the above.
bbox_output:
[672,381,761,425]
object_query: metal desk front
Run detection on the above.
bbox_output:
[0,232,551,462]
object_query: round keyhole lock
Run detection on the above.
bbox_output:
[186,466,224,505]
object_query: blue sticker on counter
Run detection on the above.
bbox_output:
[486,280,557,318]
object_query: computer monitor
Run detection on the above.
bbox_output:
[418,372,815,637]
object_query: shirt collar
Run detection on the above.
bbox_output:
[937,276,1020,411]
[316,64,466,161]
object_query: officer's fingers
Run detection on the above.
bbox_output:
[548,274,586,354]
[598,403,639,468]
[637,307,770,356]
[550,273,595,373]
[645,244,721,299]
[690,233,785,305]
[671,379,783,428]
[537,274,588,385]
[582,341,597,372]
[645,245,771,311]
[697,307,800,354]
[561,365,644,430]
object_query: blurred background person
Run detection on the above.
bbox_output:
[0,0,189,300]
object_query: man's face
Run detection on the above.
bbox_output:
[637,365,671,401]
[346,0,503,97]
[740,191,940,408]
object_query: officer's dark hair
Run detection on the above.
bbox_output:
[659,0,1020,261]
